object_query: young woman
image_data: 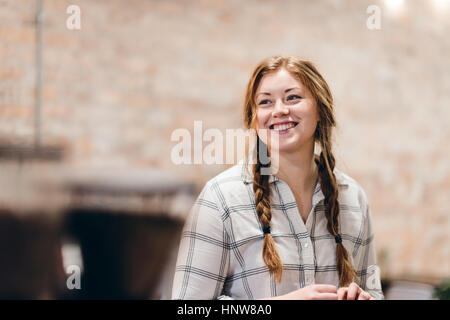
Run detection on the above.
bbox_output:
[172,56,383,300]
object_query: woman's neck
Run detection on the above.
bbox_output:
[272,143,318,194]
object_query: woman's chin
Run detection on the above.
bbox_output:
[268,142,300,154]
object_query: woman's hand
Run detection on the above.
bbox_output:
[275,284,338,300]
[337,282,376,300]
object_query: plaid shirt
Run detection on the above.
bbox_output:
[172,160,384,300]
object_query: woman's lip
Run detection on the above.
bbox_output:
[269,121,298,130]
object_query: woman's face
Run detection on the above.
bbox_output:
[254,68,319,154]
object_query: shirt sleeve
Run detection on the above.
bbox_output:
[353,189,385,300]
[171,182,230,300]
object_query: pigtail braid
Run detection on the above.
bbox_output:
[252,138,283,282]
[316,140,357,287]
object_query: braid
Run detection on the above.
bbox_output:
[316,140,357,287]
[252,138,283,282]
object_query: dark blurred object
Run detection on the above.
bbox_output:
[63,168,194,299]
[0,143,67,299]
[0,143,193,299]
[433,279,450,300]
[0,143,64,162]
[0,209,65,299]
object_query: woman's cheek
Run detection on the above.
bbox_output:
[255,113,270,146]
[256,109,270,129]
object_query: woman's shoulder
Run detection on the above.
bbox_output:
[200,160,251,204]
[203,160,249,190]
[334,168,370,215]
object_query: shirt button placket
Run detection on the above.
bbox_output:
[303,239,315,285]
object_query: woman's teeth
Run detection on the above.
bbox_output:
[272,122,297,131]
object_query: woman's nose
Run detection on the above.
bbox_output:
[272,100,289,117]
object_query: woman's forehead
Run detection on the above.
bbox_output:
[256,68,305,94]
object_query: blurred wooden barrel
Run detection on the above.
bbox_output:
[63,168,194,299]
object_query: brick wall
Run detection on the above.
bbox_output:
[1,0,449,284]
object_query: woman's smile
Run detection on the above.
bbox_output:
[269,121,299,134]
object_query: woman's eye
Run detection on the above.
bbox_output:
[287,95,301,101]
[258,99,271,105]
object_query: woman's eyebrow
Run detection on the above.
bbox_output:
[285,87,300,93]
[256,87,301,98]
[256,92,271,98]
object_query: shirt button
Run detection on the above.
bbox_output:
[304,243,308,248]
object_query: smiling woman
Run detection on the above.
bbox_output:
[172,56,383,300]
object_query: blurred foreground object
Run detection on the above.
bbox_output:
[384,280,435,300]
[0,143,194,299]
[0,144,67,299]
[63,167,194,299]
[433,279,450,300]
